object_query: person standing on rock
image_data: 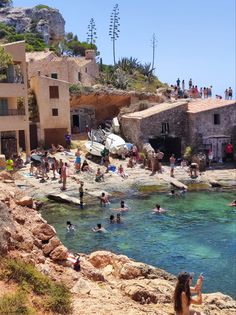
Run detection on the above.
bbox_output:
[182,80,185,92]
[174,272,205,315]
[156,149,164,173]
[170,154,176,177]
[61,162,68,191]
[79,182,84,209]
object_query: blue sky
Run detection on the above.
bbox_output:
[13,0,235,97]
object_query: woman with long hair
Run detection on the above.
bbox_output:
[174,271,204,315]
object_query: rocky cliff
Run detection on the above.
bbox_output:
[0,173,235,315]
[0,5,65,44]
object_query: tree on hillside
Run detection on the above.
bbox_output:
[87,18,97,48]
[0,46,13,81]
[0,0,12,8]
[109,3,120,65]
[151,33,157,71]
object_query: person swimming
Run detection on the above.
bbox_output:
[152,204,166,213]
[116,213,122,223]
[228,200,236,207]
[67,221,76,232]
[113,200,129,211]
[92,223,107,233]
[109,215,115,224]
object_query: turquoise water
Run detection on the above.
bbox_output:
[41,191,236,298]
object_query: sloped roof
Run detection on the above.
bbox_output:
[122,101,188,119]
[52,56,91,66]
[26,50,55,62]
[187,99,235,113]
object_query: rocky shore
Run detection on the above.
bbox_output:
[0,152,236,314]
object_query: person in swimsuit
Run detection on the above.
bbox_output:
[174,272,205,315]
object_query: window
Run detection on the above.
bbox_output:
[49,86,59,98]
[85,67,87,73]
[78,72,81,81]
[0,98,8,115]
[51,73,58,79]
[52,108,58,116]
[214,114,220,125]
[161,122,169,134]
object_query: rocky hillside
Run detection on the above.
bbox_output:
[0,173,235,314]
[0,5,65,44]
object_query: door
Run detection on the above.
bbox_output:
[149,136,181,161]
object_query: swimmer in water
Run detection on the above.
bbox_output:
[113,200,129,211]
[228,200,236,207]
[152,204,166,213]
[92,223,107,233]
[116,213,122,223]
[67,221,76,232]
[109,215,115,224]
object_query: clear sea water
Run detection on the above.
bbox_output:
[41,190,236,298]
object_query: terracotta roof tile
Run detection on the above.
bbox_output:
[187,99,235,113]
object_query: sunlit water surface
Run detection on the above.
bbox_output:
[41,190,236,298]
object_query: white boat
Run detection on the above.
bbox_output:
[85,141,105,157]
[105,133,126,155]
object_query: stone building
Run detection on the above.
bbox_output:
[121,99,236,161]
[30,73,70,147]
[187,99,236,161]
[26,49,98,86]
[121,101,188,159]
[0,41,30,157]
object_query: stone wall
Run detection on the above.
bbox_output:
[187,103,236,148]
[121,102,188,148]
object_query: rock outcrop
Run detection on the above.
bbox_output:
[0,5,65,44]
[0,179,235,315]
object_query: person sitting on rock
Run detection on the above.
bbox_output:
[95,168,104,182]
[73,255,81,272]
[118,164,128,178]
[174,272,204,315]
[127,157,134,168]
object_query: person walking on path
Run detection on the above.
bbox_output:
[170,154,176,177]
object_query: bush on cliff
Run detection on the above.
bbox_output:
[0,290,33,315]
[1,258,72,314]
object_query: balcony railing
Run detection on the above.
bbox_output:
[0,109,25,116]
[0,75,24,84]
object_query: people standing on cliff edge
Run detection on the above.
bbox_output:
[177,78,180,88]
[228,87,233,100]
[182,80,185,92]
[174,272,205,315]
[189,78,193,89]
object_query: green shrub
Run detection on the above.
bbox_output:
[0,290,34,315]
[3,259,50,295]
[45,283,72,314]
[35,4,51,10]
[2,259,72,314]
